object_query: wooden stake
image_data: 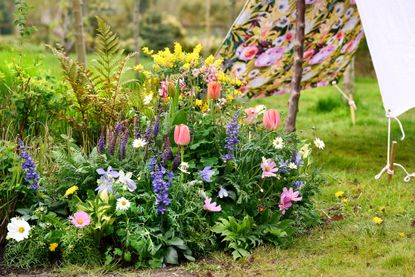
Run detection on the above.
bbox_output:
[350,104,356,125]
[344,58,356,125]
[72,0,87,66]
[285,0,305,133]
[388,141,398,182]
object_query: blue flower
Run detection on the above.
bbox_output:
[292,151,304,167]
[150,162,174,214]
[223,111,241,161]
[198,166,215,182]
[218,186,229,198]
[18,139,40,190]
[95,166,119,193]
[293,180,304,189]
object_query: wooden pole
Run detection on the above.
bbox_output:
[72,0,87,66]
[388,141,398,182]
[344,58,356,125]
[133,0,141,65]
[285,0,305,133]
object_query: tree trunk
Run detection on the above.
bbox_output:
[72,0,87,65]
[133,0,141,65]
[285,0,305,133]
[344,57,355,96]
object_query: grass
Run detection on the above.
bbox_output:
[3,47,415,276]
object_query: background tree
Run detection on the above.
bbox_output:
[72,0,86,65]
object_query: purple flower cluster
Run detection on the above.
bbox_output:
[149,159,174,214]
[223,110,241,161]
[97,128,105,153]
[18,139,40,189]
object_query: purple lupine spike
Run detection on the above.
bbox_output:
[150,163,174,214]
[119,127,129,160]
[161,136,173,165]
[109,121,123,156]
[134,113,141,139]
[222,110,241,161]
[18,139,40,190]
[98,128,105,153]
[144,122,153,143]
[153,118,160,138]
[172,151,181,170]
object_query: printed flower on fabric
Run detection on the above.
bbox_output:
[255,47,284,67]
[238,45,259,61]
[261,157,278,178]
[70,211,91,228]
[7,217,31,242]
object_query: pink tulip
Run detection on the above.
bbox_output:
[207,82,221,100]
[174,124,191,146]
[263,109,280,130]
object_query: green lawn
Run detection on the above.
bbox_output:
[3,48,415,276]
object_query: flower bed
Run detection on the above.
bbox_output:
[0,24,324,269]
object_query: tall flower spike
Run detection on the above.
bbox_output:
[18,139,40,189]
[133,113,141,139]
[119,127,129,160]
[223,110,241,161]
[98,128,105,153]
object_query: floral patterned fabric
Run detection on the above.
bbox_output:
[218,0,363,97]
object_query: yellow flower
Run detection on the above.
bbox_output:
[201,103,209,113]
[195,99,203,107]
[49,242,58,252]
[372,216,383,225]
[335,191,344,198]
[341,198,348,203]
[399,232,407,238]
[134,64,144,72]
[65,185,79,197]
[226,95,234,101]
[204,55,216,66]
[142,47,154,55]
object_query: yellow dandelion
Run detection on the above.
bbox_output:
[372,216,383,225]
[341,198,349,203]
[65,185,79,197]
[399,232,406,238]
[134,64,144,71]
[49,242,58,252]
[335,191,345,198]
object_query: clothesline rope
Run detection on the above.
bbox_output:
[332,81,357,110]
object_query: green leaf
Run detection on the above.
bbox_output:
[165,246,178,264]
[171,109,187,126]
[168,237,187,250]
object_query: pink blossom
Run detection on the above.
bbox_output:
[244,107,258,123]
[238,45,259,61]
[255,47,284,67]
[305,0,316,4]
[70,211,91,228]
[159,80,169,98]
[279,187,302,214]
[261,157,278,178]
[203,197,222,212]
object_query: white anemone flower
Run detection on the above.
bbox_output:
[273,137,284,149]
[288,162,298,170]
[132,138,147,149]
[218,187,229,198]
[7,217,31,242]
[178,162,190,174]
[116,197,131,211]
[314,138,325,150]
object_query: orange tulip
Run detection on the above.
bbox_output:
[207,82,221,100]
[263,109,280,131]
[174,124,191,146]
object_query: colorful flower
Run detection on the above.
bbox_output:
[273,137,284,149]
[263,109,281,131]
[198,166,215,182]
[143,93,153,105]
[70,211,91,228]
[218,187,229,198]
[223,111,241,161]
[261,157,278,178]
[372,217,383,225]
[203,197,222,212]
[118,171,137,192]
[207,82,221,100]
[96,166,119,194]
[314,138,325,150]
[335,191,345,198]
[6,217,31,242]
[133,138,147,148]
[255,47,284,67]
[238,45,259,61]
[178,162,190,174]
[279,187,302,214]
[49,243,58,252]
[18,139,40,189]
[116,197,131,211]
[174,124,191,146]
[65,185,79,197]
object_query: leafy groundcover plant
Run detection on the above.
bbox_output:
[1,25,324,270]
